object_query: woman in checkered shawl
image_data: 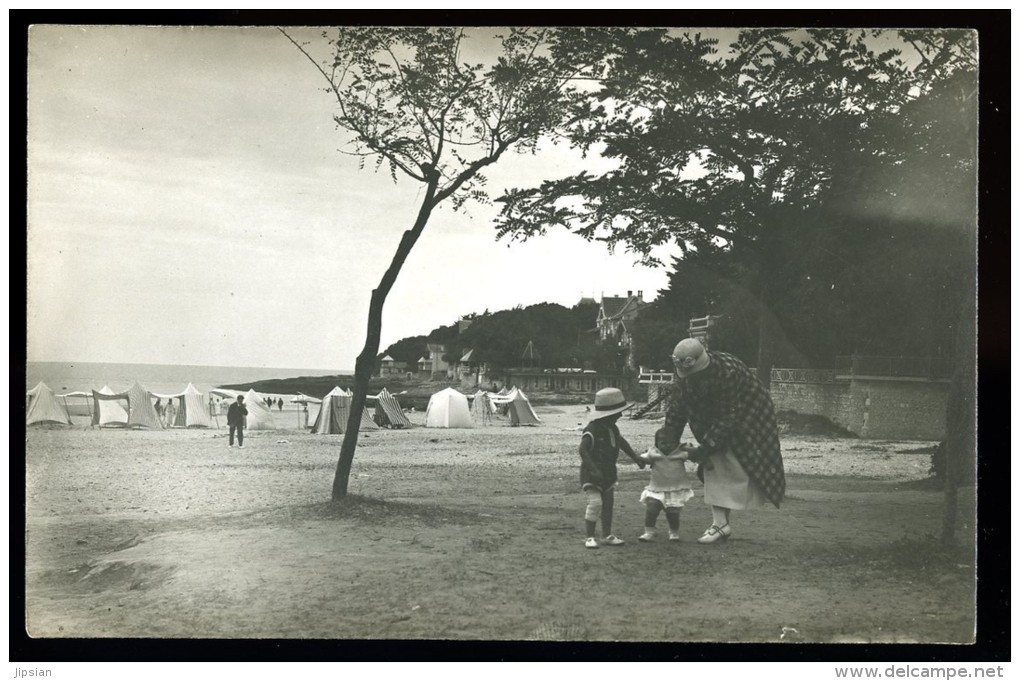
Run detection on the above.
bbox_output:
[665,338,785,544]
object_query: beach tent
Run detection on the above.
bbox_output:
[59,390,96,423]
[304,388,351,425]
[165,383,211,428]
[92,385,129,427]
[470,390,494,425]
[291,393,322,429]
[26,382,72,426]
[506,388,541,426]
[494,386,512,415]
[371,387,412,429]
[243,389,277,430]
[92,382,163,429]
[424,387,473,428]
[312,387,378,434]
[125,383,162,429]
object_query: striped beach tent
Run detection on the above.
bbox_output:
[506,388,541,426]
[92,383,163,429]
[312,387,378,434]
[26,382,72,426]
[371,387,411,429]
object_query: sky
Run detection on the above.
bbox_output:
[26,25,682,371]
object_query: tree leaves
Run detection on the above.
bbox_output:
[283,26,598,207]
[495,28,976,261]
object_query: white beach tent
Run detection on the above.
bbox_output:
[313,386,378,434]
[425,387,473,428]
[26,382,72,426]
[92,385,129,427]
[243,389,277,430]
[153,383,210,428]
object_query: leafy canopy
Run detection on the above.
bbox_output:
[494,28,976,260]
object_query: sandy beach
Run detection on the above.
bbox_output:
[24,407,974,642]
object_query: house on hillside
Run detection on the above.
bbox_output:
[596,290,648,369]
[456,348,486,389]
[379,355,409,378]
[418,343,453,380]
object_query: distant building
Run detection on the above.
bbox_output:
[379,355,408,378]
[596,290,648,369]
[419,343,453,380]
[456,348,486,388]
[502,367,636,396]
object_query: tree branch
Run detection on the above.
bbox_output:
[434,138,516,205]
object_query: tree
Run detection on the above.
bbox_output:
[281,27,592,499]
[454,302,587,370]
[381,334,429,367]
[495,28,974,388]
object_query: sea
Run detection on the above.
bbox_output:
[25,361,353,398]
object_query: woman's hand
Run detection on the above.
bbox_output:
[682,444,713,464]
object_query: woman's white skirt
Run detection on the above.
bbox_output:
[703,449,766,510]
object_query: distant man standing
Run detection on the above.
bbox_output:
[227,394,248,448]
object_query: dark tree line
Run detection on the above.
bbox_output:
[381,300,618,374]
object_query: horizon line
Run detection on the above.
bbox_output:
[26,359,355,373]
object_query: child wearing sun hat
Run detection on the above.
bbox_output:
[578,387,646,549]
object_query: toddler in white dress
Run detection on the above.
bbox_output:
[637,426,695,542]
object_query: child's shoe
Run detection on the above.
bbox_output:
[584,537,600,549]
[668,532,681,542]
[638,531,656,542]
[602,535,625,546]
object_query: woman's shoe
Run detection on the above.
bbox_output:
[584,537,600,549]
[697,524,731,544]
[602,535,625,546]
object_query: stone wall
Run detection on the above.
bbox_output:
[769,377,948,440]
[769,380,857,431]
[850,378,950,441]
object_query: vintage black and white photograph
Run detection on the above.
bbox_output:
[24,22,980,646]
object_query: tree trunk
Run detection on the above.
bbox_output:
[755,250,775,390]
[941,228,977,545]
[331,179,438,501]
[756,299,774,390]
